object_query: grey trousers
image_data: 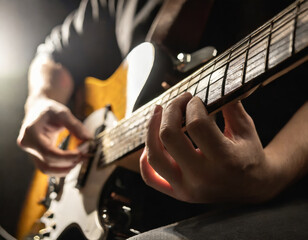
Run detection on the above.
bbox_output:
[129,178,308,240]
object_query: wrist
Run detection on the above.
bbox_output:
[24,94,50,114]
[261,146,295,200]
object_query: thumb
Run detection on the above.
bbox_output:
[222,101,256,139]
[58,110,92,140]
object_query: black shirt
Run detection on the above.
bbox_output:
[38,0,307,146]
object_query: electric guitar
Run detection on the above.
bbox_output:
[20,0,308,239]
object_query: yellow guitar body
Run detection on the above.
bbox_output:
[17,42,160,239]
[17,63,129,239]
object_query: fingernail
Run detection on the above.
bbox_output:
[154,105,162,114]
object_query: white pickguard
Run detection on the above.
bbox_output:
[42,108,117,240]
[40,43,157,240]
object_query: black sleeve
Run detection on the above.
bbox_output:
[36,0,162,85]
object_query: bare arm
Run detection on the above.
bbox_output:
[264,101,308,193]
[140,93,308,203]
[27,55,74,105]
[17,56,91,176]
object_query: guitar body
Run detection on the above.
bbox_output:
[19,42,175,240]
[18,1,308,238]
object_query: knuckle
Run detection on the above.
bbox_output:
[165,97,181,112]
[44,107,54,116]
[239,111,255,129]
[56,108,70,120]
[140,170,154,188]
[186,118,205,134]
[16,136,28,149]
[146,155,154,168]
[159,125,177,143]
[141,173,151,186]
[16,134,26,147]
[23,125,33,137]
[40,147,55,158]
[165,99,176,109]
[187,96,199,109]
[17,126,33,147]
[16,137,22,147]
[245,115,255,128]
[35,160,50,174]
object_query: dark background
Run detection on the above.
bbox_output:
[0,0,80,236]
[0,0,306,238]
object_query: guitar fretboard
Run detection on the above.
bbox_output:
[97,0,308,168]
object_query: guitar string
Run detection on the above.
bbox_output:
[95,1,306,165]
[97,4,306,165]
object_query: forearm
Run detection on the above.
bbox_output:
[265,101,308,191]
[26,55,74,112]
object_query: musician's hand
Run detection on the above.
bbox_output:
[140,93,285,203]
[17,97,91,176]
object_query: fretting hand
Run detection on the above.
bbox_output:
[140,93,291,203]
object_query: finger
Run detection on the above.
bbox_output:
[57,110,92,140]
[160,93,200,169]
[34,134,86,167]
[146,105,182,185]
[19,124,86,167]
[222,101,256,139]
[140,148,176,198]
[32,156,78,177]
[186,96,227,157]
[46,154,87,168]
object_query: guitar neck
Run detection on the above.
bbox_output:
[97,0,308,168]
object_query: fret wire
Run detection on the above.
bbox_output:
[199,64,215,84]
[216,1,298,73]
[187,83,198,96]
[248,37,268,59]
[221,50,233,96]
[100,23,276,152]
[196,75,210,95]
[229,32,268,69]
[208,54,229,104]
[196,70,212,104]
[242,36,252,85]
[202,16,292,93]
[245,48,267,82]
[179,81,189,93]
[142,105,150,117]
[272,20,295,44]
[177,76,190,92]
[251,26,270,45]
[300,0,308,13]
[292,1,301,55]
[161,92,171,107]
[210,66,226,84]
[265,20,274,72]
[169,87,179,100]
[272,8,296,32]
[204,2,299,103]
[192,1,297,99]
[295,9,308,52]
[187,74,201,96]
[98,0,304,164]
[188,73,201,88]
[205,76,211,105]
[230,41,249,61]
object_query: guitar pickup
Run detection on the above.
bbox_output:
[175,46,217,73]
